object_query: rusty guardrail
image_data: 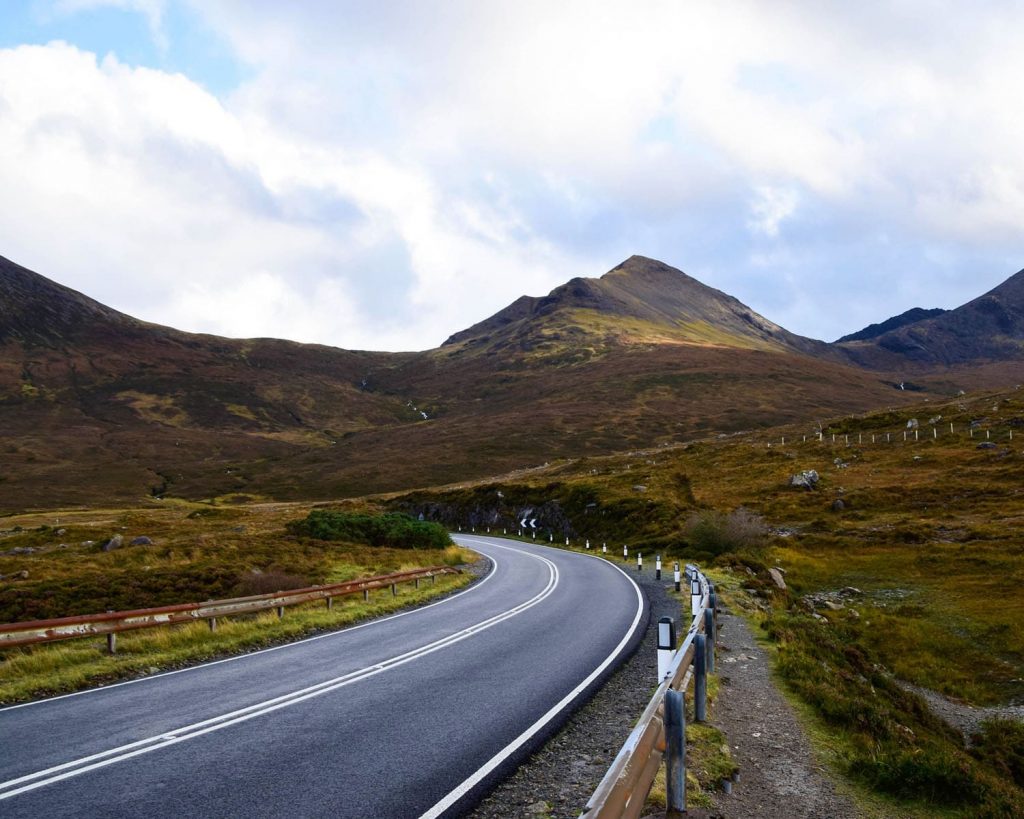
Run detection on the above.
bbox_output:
[0,565,460,653]
[581,563,715,818]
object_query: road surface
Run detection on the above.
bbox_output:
[0,536,646,818]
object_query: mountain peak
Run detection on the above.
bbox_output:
[443,256,826,356]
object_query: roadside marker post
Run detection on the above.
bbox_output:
[657,617,676,682]
[690,577,701,616]
[623,545,628,560]
[655,554,662,580]
[674,562,681,592]
[585,539,590,549]
[602,543,607,554]
[637,553,642,572]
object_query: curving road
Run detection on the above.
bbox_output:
[0,536,646,818]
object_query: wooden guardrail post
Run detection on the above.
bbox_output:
[694,634,707,723]
[106,610,116,654]
[664,688,686,815]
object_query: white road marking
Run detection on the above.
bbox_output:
[420,537,645,819]
[0,550,499,713]
[0,547,559,801]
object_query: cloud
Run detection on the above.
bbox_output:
[3,2,1024,349]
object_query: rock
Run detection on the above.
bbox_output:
[913,455,923,460]
[789,470,819,490]
[831,499,846,512]
[839,586,864,597]
[848,609,860,619]
[928,415,942,425]
[56,528,66,536]
[822,600,845,611]
[5,546,37,555]
[768,567,787,590]
[906,418,919,429]
[632,485,647,493]
[80,540,94,547]
[977,442,997,450]
[833,458,849,469]
[101,534,124,552]
[812,612,828,622]
[130,536,153,546]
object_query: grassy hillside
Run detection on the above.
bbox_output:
[393,385,1024,816]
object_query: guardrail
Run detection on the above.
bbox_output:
[0,565,460,654]
[581,563,716,818]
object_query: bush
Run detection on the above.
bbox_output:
[287,511,451,550]
[684,507,767,556]
[234,570,310,596]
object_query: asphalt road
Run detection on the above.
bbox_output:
[0,536,646,818]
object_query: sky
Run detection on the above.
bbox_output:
[1,1,1023,351]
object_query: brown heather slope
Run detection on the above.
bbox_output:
[1,253,1019,511]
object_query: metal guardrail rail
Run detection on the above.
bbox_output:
[581,564,715,818]
[0,565,459,652]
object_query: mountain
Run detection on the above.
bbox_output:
[1,253,1018,511]
[834,268,1024,369]
[836,307,947,343]
[445,255,828,357]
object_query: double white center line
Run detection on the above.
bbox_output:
[0,547,559,802]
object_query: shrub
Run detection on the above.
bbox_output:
[287,511,451,550]
[684,507,767,556]
[234,570,310,596]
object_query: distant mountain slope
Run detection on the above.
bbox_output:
[446,255,829,357]
[835,269,1024,367]
[2,253,1020,510]
[836,307,948,343]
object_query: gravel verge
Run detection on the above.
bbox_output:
[706,607,859,819]
[469,563,679,819]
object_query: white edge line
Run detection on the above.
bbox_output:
[0,545,559,799]
[1,550,497,713]
[419,539,645,819]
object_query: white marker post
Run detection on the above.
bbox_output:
[637,553,643,572]
[657,617,676,682]
[585,539,590,549]
[565,536,570,546]
[602,543,607,554]
[656,554,662,580]
[623,544,629,560]
[674,562,681,592]
[691,576,701,617]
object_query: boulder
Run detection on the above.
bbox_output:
[101,534,124,552]
[130,536,153,546]
[906,418,919,429]
[767,567,787,590]
[632,485,648,493]
[789,470,819,490]
[928,415,942,425]
[977,442,997,450]
[831,498,846,512]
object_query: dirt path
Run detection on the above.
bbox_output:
[707,608,860,819]
[900,681,1024,740]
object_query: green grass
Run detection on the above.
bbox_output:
[0,571,470,704]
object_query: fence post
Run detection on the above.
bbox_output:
[658,617,676,682]
[363,589,369,602]
[704,608,715,673]
[326,596,333,610]
[106,610,116,654]
[414,577,420,589]
[277,606,284,619]
[391,583,397,597]
[665,688,686,815]
[209,617,217,632]
[694,634,707,722]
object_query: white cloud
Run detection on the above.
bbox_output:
[4,2,1024,348]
